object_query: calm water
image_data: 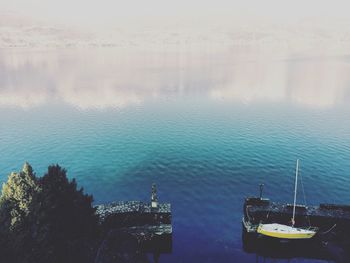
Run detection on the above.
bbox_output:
[1,48,350,262]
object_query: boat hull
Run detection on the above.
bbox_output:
[257,223,317,239]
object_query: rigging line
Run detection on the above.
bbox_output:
[246,206,252,222]
[266,210,270,219]
[299,166,311,227]
[292,159,299,226]
[320,224,337,235]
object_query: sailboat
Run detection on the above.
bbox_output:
[257,159,317,239]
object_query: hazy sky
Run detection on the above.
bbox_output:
[1,1,350,109]
[1,0,350,53]
[2,0,350,28]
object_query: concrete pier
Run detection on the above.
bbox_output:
[96,200,172,242]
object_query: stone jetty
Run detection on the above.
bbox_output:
[94,184,172,263]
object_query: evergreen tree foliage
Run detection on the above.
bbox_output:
[31,164,98,263]
[0,162,39,230]
[0,163,99,263]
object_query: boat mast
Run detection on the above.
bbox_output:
[292,159,299,227]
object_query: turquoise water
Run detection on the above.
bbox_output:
[1,49,350,262]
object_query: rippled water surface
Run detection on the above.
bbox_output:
[1,49,350,262]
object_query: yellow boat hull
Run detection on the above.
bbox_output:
[257,223,317,239]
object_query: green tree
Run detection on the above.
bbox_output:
[0,162,40,260]
[0,163,99,263]
[0,162,39,229]
[31,164,98,263]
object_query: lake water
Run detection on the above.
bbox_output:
[1,48,350,262]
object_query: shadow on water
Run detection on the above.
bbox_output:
[95,230,172,263]
[241,229,350,263]
[143,235,172,263]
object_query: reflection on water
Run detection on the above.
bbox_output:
[242,232,336,262]
[0,49,350,109]
[144,235,172,263]
[95,230,172,263]
[1,48,350,263]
